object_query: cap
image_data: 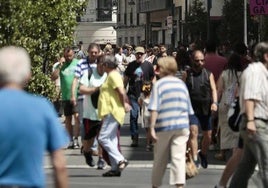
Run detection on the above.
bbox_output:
[135,46,145,54]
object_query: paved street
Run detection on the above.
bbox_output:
[44,116,258,187]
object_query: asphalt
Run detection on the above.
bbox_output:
[43,115,258,187]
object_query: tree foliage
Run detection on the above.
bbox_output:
[217,0,262,46]
[218,0,244,45]
[184,0,207,44]
[0,0,86,100]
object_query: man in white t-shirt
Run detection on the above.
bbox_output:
[115,46,127,75]
[79,56,107,169]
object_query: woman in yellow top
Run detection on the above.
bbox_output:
[98,55,131,177]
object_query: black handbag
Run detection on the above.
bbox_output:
[227,97,241,132]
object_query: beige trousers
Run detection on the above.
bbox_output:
[152,128,189,187]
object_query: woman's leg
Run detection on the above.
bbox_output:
[98,114,124,171]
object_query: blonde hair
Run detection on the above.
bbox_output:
[157,56,178,76]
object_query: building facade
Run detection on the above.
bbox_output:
[75,0,118,49]
[117,0,225,48]
[115,0,147,47]
[75,0,225,48]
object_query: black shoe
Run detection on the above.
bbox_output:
[80,146,84,154]
[84,152,95,167]
[102,170,121,177]
[198,151,208,169]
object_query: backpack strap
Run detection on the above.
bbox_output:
[86,57,93,80]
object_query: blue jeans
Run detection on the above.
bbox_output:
[229,116,268,188]
[129,95,140,137]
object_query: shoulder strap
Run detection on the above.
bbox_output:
[234,71,240,86]
[87,57,93,80]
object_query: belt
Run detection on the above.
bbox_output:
[254,117,268,123]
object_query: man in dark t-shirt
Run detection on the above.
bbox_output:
[124,46,155,147]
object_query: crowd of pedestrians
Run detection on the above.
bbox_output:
[1,39,268,188]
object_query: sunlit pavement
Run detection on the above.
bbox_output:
[44,115,258,188]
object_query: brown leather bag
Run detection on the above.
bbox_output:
[185,148,199,179]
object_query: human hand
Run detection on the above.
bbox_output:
[247,121,256,135]
[211,103,218,112]
[59,57,65,64]
[124,102,131,112]
[149,127,158,143]
[70,96,77,106]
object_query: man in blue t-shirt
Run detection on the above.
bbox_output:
[0,46,69,188]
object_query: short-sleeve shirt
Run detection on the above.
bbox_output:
[80,68,107,120]
[0,89,69,187]
[148,76,194,132]
[60,58,79,100]
[75,57,97,99]
[239,62,268,119]
[98,71,125,125]
[125,60,155,99]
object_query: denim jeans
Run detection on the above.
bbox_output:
[229,115,268,188]
[129,95,140,137]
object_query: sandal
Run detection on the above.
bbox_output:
[102,170,121,177]
[118,159,129,171]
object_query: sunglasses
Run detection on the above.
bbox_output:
[194,59,204,62]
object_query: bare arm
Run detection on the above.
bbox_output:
[51,68,60,81]
[115,86,131,112]
[149,110,158,142]
[245,99,256,134]
[51,57,65,81]
[79,84,99,95]
[209,73,218,111]
[51,149,68,188]
[71,77,79,105]
[216,74,224,103]
[123,75,129,88]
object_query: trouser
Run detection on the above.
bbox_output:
[152,128,190,187]
[129,95,140,137]
[229,115,268,188]
[98,114,124,171]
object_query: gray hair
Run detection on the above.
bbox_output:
[103,55,117,69]
[254,42,268,62]
[0,46,31,86]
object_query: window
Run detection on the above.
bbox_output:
[136,13,139,25]
[130,37,134,45]
[130,11,133,25]
[137,36,141,45]
[124,13,127,25]
[125,37,128,44]
[117,13,121,22]
[118,37,122,47]
[97,0,112,21]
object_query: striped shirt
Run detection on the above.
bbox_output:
[75,57,97,79]
[239,62,268,120]
[75,57,97,99]
[148,76,194,132]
